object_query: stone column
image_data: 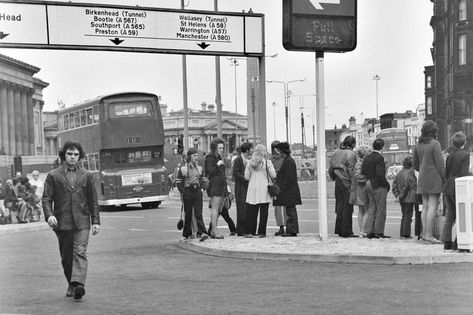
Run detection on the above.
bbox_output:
[7,85,15,155]
[0,83,8,152]
[50,137,56,156]
[13,87,22,155]
[26,94,34,155]
[20,90,29,155]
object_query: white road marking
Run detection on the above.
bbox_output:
[129,228,148,231]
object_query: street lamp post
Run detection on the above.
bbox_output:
[291,93,316,154]
[228,58,239,135]
[373,74,381,122]
[272,101,277,140]
[266,78,305,142]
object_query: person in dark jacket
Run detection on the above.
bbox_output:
[232,142,252,236]
[205,137,227,239]
[362,138,391,239]
[271,140,287,236]
[392,156,417,239]
[273,142,301,237]
[42,141,100,300]
[441,131,471,250]
[329,135,357,237]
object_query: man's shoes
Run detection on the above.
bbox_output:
[66,284,75,297]
[230,232,236,236]
[281,233,297,237]
[243,234,253,238]
[199,234,209,242]
[366,233,379,239]
[258,234,266,238]
[74,284,85,300]
[339,234,358,238]
[375,234,391,239]
[275,226,285,236]
[237,233,244,236]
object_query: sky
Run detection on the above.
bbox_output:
[0,0,434,145]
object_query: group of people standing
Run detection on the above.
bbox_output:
[330,120,471,249]
[176,137,302,240]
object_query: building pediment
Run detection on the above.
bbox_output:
[203,119,243,130]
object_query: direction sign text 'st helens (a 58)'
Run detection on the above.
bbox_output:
[283,0,357,52]
[0,1,263,56]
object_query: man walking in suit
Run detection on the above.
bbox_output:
[43,141,100,300]
[361,139,391,238]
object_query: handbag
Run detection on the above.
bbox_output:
[177,202,184,230]
[266,161,280,197]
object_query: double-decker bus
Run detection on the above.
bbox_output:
[57,92,169,209]
[376,128,410,167]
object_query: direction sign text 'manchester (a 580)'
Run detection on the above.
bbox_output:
[0,1,263,56]
[283,0,357,52]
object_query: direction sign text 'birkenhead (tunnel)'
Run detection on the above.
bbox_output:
[0,0,263,56]
[283,0,357,52]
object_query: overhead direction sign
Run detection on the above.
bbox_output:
[283,0,357,52]
[0,0,264,56]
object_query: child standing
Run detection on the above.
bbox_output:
[441,131,471,250]
[392,156,418,239]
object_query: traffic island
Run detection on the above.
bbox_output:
[177,234,473,265]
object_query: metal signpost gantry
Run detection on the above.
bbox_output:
[283,0,357,241]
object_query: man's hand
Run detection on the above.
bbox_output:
[47,216,57,228]
[217,160,224,166]
[92,224,100,235]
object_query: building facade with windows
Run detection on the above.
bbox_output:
[162,102,248,154]
[426,0,473,149]
[0,54,49,156]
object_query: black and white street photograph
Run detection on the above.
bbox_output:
[1,0,473,314]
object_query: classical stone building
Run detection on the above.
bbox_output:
[426,0,473,149]
[162,102,248,154]
[0,54,49,156]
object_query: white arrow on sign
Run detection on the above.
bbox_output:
[309,0,341,10]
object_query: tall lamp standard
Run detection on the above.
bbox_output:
[373,74,381,122]
[291,93,316,155]
[266,78,305,143]
[272,101,277,140]
[228,58,240,136]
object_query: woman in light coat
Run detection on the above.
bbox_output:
[413,120,445,243]
[349,145,372,237]
[244,144,276,237]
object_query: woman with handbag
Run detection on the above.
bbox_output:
[244,144,276,238]
[273,142,302,237]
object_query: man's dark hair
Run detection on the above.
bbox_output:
[276,142,291,155]
[209,137,224,155]
[58,141,85,162]
[402,155,413,169]
[185,148,198,163]
[342,135,356,149]
[240,142,253,153]
[19,175,29,186]
[372,139,385,151]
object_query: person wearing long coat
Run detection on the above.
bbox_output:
[233,142,252,236]
[413,120,445,243]
[244,144,276,237]
[273,142,301,236]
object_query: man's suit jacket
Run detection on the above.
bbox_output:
[444,148,470,195]
[42,165,100,230]
[361,151,390,191]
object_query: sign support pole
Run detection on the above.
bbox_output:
[181,0,189,152]
[316,50,328,241]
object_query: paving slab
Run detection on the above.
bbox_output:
[178,234,473,265]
